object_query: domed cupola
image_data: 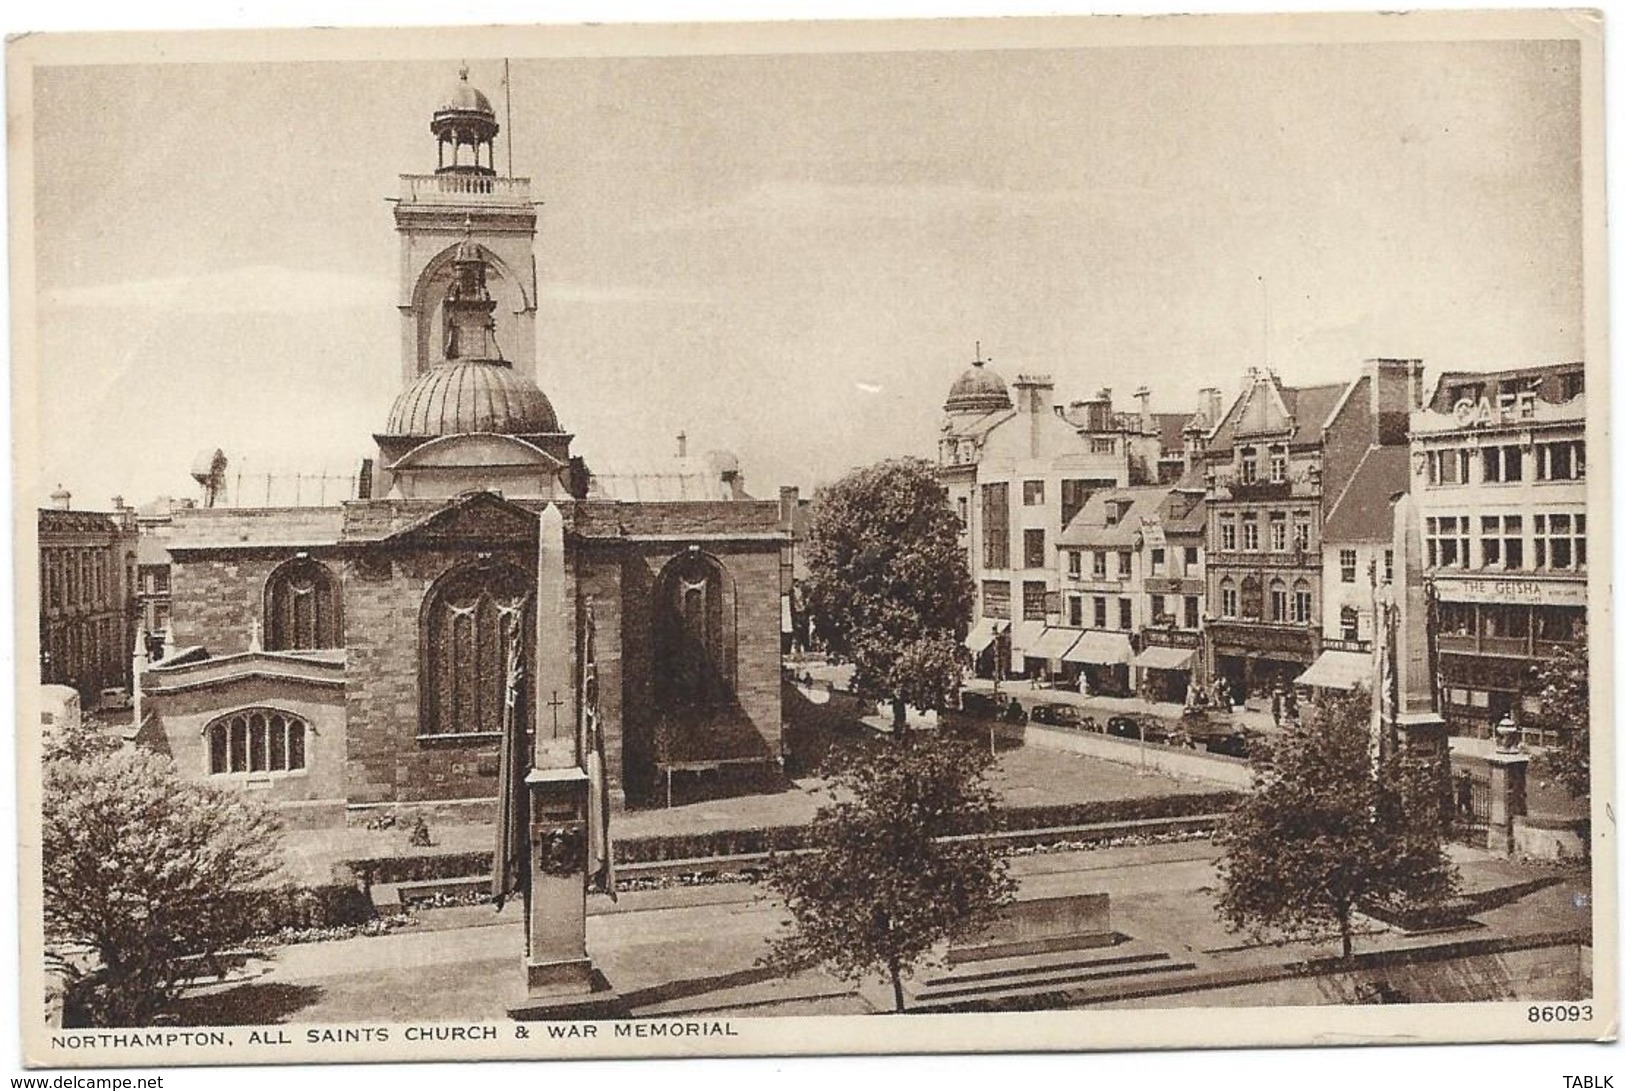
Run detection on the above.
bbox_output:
[431,66,499,176]
[945,353,1013,415]
[382,222,561,439]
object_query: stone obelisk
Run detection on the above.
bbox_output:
[1387,492,1449,758]
[510,501,617,1018]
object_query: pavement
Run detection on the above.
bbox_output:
[176,837,1591,1024]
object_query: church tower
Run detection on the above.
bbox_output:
[395,65,538,386]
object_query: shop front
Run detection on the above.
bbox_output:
[962,616,1009,680]
[1207,621,1317,706]
[1063,630,1134,697]
[1131,639,1197,704]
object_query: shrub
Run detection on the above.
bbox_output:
[44,749,284,1026]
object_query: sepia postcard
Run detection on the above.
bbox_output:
[6,8,1616,1072]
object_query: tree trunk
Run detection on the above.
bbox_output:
[892,698,908,739]
[1338,904,1354,964]
[889,956,906,1013]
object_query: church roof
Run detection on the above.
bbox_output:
[384,361,561,438]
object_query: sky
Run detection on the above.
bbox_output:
[26,36,1584,509]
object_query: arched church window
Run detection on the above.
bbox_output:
[207,709,307,775]
[265,558,342,651]
[655,551,737,711]
[420,563,531,738]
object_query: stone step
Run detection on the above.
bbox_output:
[910,956,1200,1008]
[921,947,1170,988]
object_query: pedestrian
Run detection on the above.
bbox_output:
[1271,688,1282,727]
[1455,770,1473,817]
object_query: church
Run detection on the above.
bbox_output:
[136,69,788,822]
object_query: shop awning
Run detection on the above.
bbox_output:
[1132,645,1195,672]
[1011,620,1048,653]
[1029,627,1083,661]
[1062,630,1134,666]
[962,617,1008,655]
[1293,649,1372,691]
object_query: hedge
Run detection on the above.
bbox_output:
[216,882,378,935]
[345,789,1240,885]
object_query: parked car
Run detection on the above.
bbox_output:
[1106,714,1141,740]
[960,691,1000,718]
[1205,730,1252,759]
[98,687,133,712]
[1030,703,1084,728]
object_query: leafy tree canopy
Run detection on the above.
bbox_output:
[1214,691,1457,962]
[1526,624,1590,799]
[804,458,973,728]
[762,731,1015,1011]
[44,748,284,1026]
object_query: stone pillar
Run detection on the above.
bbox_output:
[1484,751,1530,856]
[511,502,617,1018]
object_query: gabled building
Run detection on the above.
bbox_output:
[1409,361,1587,742]
[1053,485,1177,696]
[938,357,1202,678]
[1200,360,1420,703]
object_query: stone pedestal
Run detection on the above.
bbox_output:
[508,767,620,1020]
[1483,751,1530,855]
[1396,712,1449,759]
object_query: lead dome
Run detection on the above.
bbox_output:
[945,358,1013,415]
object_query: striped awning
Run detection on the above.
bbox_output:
[962,617,1009,655]
[1029,627,1083,661]
[1062,630,1134,666]
[1294,649,1372,691]
[1132,645,1195,672]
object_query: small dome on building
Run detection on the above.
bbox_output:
[436,67,495,119]
[945,358,1013,415]
[384,361,560,437]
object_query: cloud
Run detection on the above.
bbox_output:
[41,265,394,314]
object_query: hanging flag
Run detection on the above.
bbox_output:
[491,613,529,911]
[581,597,616,901]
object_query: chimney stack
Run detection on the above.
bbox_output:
[1134,386,1153,435]
[778,485,800,531]
[676,431,688,459]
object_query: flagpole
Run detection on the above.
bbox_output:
[504,58,514,179]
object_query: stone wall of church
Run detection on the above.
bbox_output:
[342,547,533,807]
[166,553,288,655]
[144,677,349,827]
[616,539,784,805]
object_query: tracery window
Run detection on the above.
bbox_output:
[208,709,307,775]
[421,563,532,737]
[265,558,343,651]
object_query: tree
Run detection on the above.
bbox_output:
[43,748,284,1025]
[761,731,1016,1011]
[1526,624,1589,799]
[1214,691,1457,963]
[804,458,974,734]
